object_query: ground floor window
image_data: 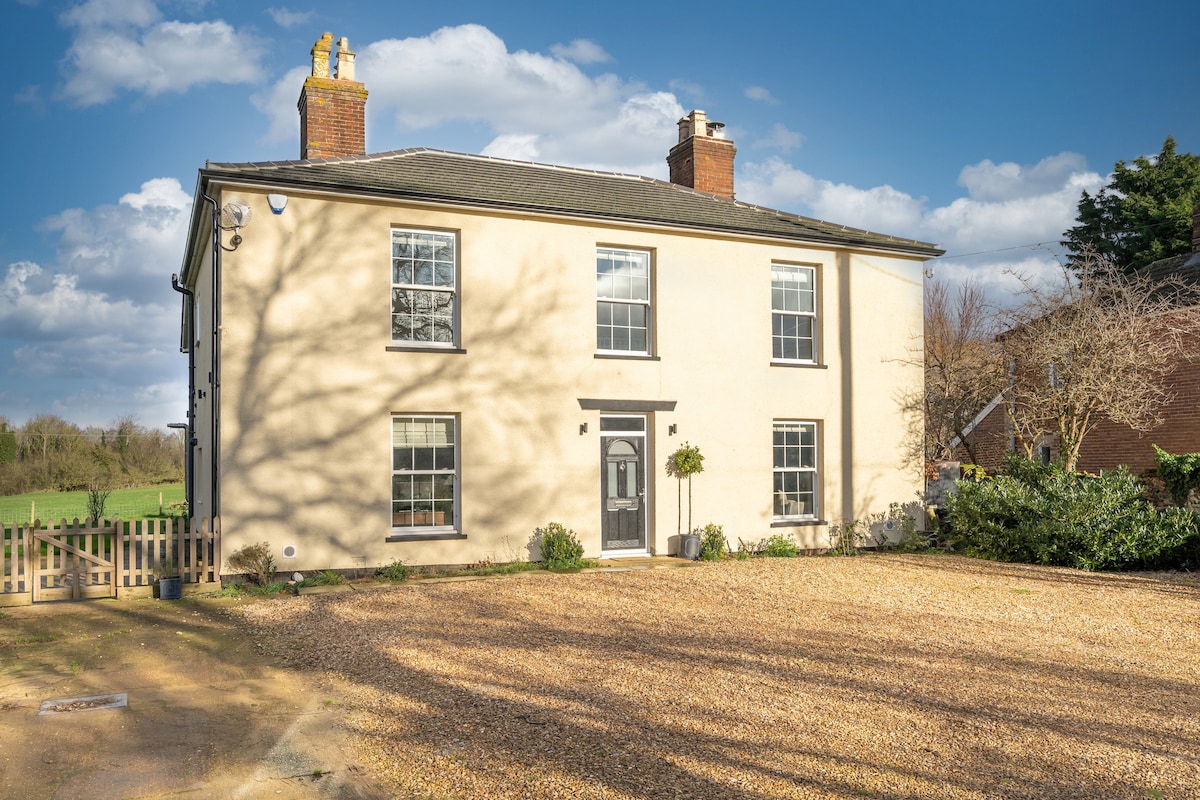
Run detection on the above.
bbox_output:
[392,415,457,530]
[773,421,817,519]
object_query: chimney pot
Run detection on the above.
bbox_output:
[335,36,357,81]
[311,32,333,78]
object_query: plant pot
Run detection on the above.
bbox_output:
[680,533,701,560]
[157,576,183,600]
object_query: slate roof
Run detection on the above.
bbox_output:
[200,148,942,258]
[1140,252,1200,286]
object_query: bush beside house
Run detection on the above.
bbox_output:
[947,456,1200,571]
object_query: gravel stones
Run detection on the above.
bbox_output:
[228,555,1200,799]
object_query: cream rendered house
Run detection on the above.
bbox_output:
[176,34,941,575]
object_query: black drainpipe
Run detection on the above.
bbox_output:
[170,273,196,514]
[201,193,222,520]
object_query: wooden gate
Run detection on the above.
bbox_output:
[32,520,117,602]
[2,517,221,606]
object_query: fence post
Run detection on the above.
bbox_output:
[23,522,33,599]
[174,517,184,582]
[191,516,201,584]
[24,522,33,592]
[115,518,125,591]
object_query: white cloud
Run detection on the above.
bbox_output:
[957,152,1091,202]
[744,85,778,104]
[740,157,926,235]
[481,134,542,162]
[753,123,803,152]
[252,64,309,146]
[40,178,192,302]
[0,261,153,340]
[266,7,314,29]
[58,0,266,106]
[550,39,612,64]
[931,254,1066,303]
[922,163,1102,256]
[256,24,684,175]
[740,153,1102,249]
[739,153,1105,308]
[0,178,192,426]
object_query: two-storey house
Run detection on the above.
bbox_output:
[176,34,941,573]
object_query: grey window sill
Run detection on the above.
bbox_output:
[386,532,468,542]
[594,353,661,361]
[386,346,467,354]
[771,519,827,528]
[770,361,827,369]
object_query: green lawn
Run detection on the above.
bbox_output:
[0,484,185,526]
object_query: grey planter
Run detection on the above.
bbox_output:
[157,576,182,600]
[680,533,701,560]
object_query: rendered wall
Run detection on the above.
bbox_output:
[203,186,925,571]
[188,232,216,524]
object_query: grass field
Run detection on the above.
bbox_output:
[0,483,185,525]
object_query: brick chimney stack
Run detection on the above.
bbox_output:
[666,110,736,198]
[298,33,368,160]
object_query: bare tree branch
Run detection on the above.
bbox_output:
[904,280,1005,464]
[996,247,1192,471]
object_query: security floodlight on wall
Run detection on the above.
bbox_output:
[220,202,251,228]
[267,194,288,214]
[218,202,252,251]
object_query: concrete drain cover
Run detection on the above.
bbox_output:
[38,693,127,716]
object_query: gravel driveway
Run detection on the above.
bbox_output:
[229,555,1200,799]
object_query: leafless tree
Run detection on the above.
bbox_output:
[996,249,1195,472]
[908,280,1004,463]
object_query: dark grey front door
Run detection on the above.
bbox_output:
[601,432,646,551]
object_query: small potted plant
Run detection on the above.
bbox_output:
[154,559,183,600]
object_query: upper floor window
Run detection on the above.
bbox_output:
[772,264,816,363]
[596,247,651,355]
[392,229,457,346]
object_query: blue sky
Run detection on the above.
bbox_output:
[1,0,1197,431]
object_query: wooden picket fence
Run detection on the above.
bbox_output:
[0,517,220,606]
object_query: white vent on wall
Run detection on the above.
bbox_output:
[282,544,297,559]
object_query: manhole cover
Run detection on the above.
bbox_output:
[38,693,127,716]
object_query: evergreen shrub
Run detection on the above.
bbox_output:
[535,522,585,570]
[947,456,1200,571]
[697,523,726,560]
